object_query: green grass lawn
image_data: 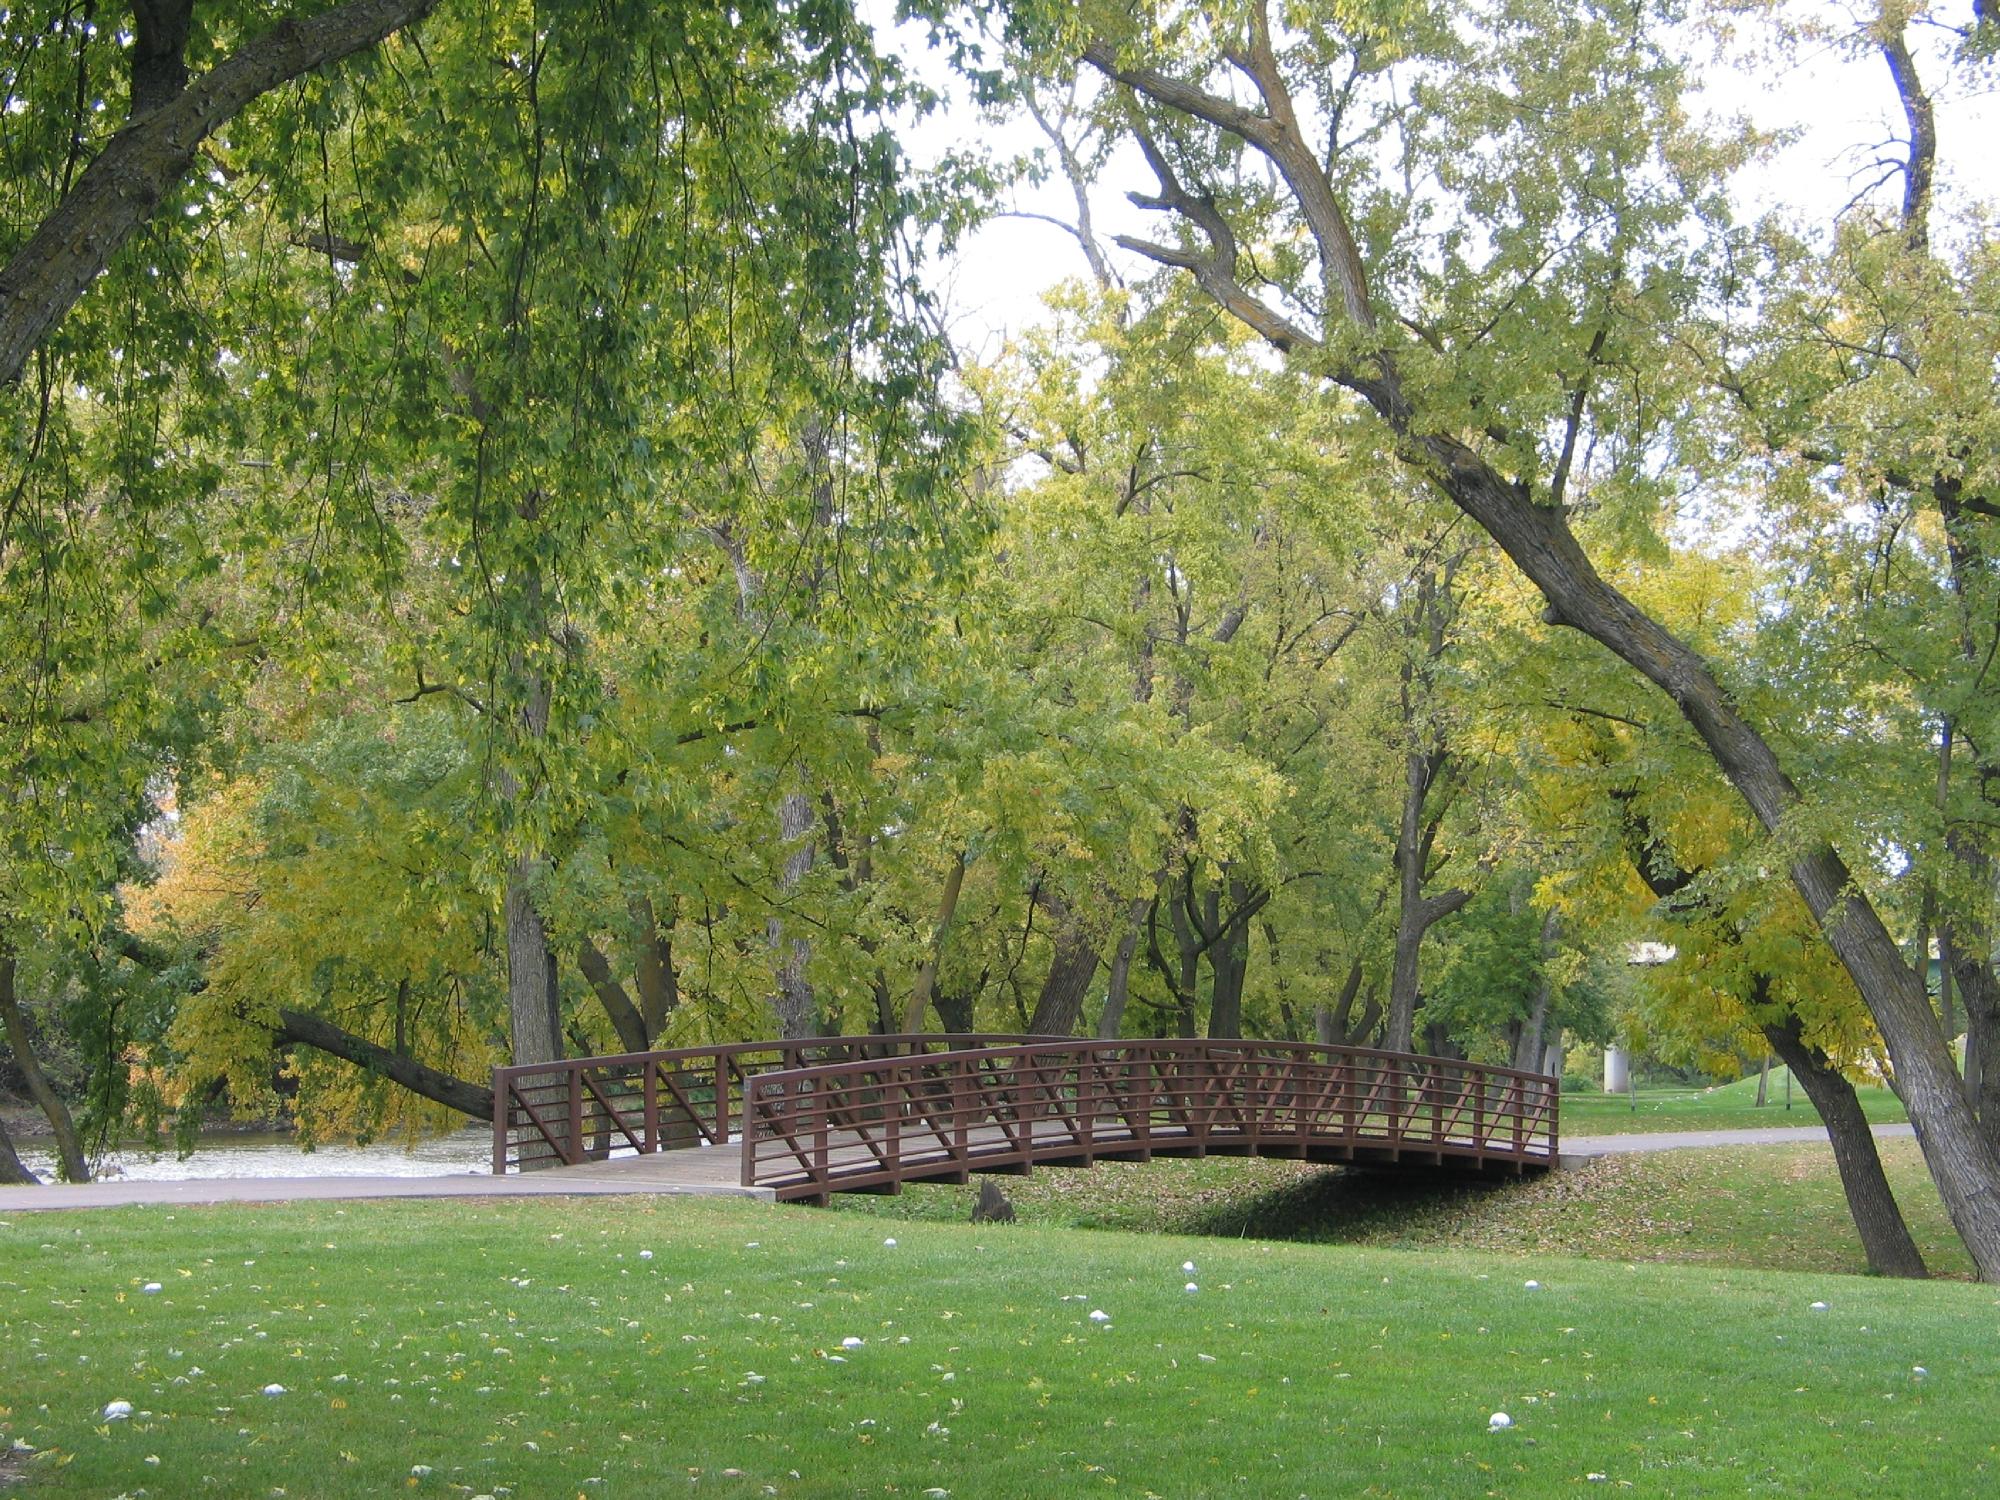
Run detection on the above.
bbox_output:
[1560,1069,1908,1135]
[3,1193,1997,1498]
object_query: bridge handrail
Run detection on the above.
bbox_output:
[740,1035,1559,1091]
[490,1033,1064,1173]
[738,1037,1558,1200]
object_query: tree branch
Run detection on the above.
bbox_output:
[0,0,444,385]
[275,1006,493,1121]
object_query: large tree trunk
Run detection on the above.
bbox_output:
[1762,1011,1927,1279]
[1030,920,1101,1036]
[503,859,565,1066]
[1384,749,1471,1052]
[1163,887,1202,1037]
[275,1008,494,1120]
[629,896,679,1040]
[933,986,975,1035]
[1261,920,1302,1041]
[1096,898,1151,1040]
[0,0,443,386]
[1945,923,2000,1136]
[0,1112,36,1184]
[1316,959,1363,1047]
[1512,911,1560,1074]
[0,950,88,1182]
[501,861,566,1168]
[768,786,821,1039]
[906,852,968,1034]
[496,544,565,1075]
[1205,879,1252,1039]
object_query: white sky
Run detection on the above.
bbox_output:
[874,7,1999,356]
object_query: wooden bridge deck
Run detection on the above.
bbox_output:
[536,1115,1555,1201]
[496,1036,1558,1202]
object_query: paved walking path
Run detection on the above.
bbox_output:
[0,1147,773,1213]
[1559,1121,1915,1167]
[0,1122,1919,1212]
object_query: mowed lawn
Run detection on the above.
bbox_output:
[3,1195,1997,1498]
[1561,1072,1908,1135]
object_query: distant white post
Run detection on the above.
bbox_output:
[1603,1045,1630,1095]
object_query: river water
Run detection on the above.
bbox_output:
[16,1127,493,1183]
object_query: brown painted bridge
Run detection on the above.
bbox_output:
[492,1035,1558,1202]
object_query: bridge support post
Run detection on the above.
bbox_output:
[566,1073,584,1166]
[813,1082,829,1192]
[491,1074,510,1174]
[643,1060,659,1154]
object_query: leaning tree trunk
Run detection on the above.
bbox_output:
[0,951,88,1182]
[1618,805,1930,1278]
[275,1008,495,1120]
[1430,457,2000,1280]
[576,939,650,1055]
[1762,1011,1927,1279]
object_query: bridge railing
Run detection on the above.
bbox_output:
[740,1038,1558,1200]
[490,1034,1056,1173]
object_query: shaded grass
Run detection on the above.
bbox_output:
[832,1137,1972,1279]
[2,1195,1997,1498]
[1562,1071,1908,1135]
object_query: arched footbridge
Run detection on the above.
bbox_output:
[491,1036,1558,1202]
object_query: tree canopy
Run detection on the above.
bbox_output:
[3,0,1999,1280]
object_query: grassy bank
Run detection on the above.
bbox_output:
[1561,1070,1908,1135]
[832,1137,1971,1279]
[2,1194,1996,1498]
